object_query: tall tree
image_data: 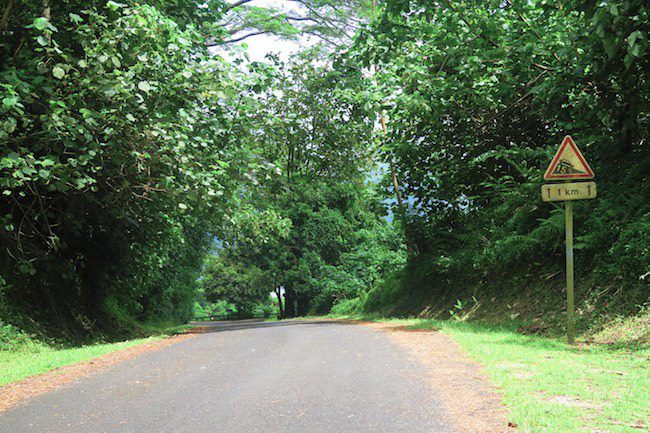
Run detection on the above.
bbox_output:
[349,0,649,313]
[0,0,264,334]
[204,52,405,317]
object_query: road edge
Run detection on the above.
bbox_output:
[0,331,197,413]
[356,320,517,433]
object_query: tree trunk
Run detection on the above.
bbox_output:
[284,287,295,318]
[297,295,309,316]
[274,286,284,319]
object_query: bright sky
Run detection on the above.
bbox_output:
[242,35,309,63]
[226,0,316,62]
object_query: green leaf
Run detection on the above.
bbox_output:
[106,1,124,11]
[52,65,66,79]
[138,81,151,93]
[603,36,619,59]
[628,31,642,48]
[69,13,84,23]
[2,96,18,109]
[33,17,49,31]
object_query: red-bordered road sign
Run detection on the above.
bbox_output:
[544,135,595,180]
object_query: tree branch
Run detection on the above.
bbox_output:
[474,70,549,132]
[304,30,337,46]
[1,0,13,32]
[226,0,255,12]
[210,30,270,46]
[287,0,348,36]
[227,14,317,36]
[505,0,561,63]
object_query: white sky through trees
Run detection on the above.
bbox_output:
[226,0,316,62]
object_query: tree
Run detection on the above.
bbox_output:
[348,0,649,314]
[201,52,405,317]
[216,0,374,47]
[0,0,262,335]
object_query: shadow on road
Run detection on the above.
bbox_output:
[185,319,349,334]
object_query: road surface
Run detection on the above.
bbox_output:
[0,320,455,433]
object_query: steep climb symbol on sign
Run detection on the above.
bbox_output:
[552,159,586,175]
[544,135,594,180]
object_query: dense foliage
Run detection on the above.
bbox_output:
[353,0,649,323]
[0,0,253,336]
[1,0,647,339]
[0,0,393,336]
[201,55,405,318]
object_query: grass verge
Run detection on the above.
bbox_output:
[338,315,649,433]
[0,323,192,387]
[0,336,163,386]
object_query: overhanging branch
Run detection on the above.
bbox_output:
[210,30,271,46]
[226,0,255,11]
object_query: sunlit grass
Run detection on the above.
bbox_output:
[0,336,163,386]
[411,319,648,433]
[332,314,649,433]
[0,322,192,386]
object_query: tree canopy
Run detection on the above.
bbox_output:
[1,0,647,337]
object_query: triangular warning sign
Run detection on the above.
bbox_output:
[544,135,595,180]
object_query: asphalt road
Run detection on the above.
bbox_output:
[0,320,455,433]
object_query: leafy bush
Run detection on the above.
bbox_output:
[331,297,364,316]
[363,272,405,314]
[193,301,237,319]
[0,321,31,351]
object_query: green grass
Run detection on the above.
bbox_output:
[0,322,192,387]
[0,336,164,386]
[338,315,649,433]
[437,321,648,432]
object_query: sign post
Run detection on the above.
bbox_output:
[542,136,595,344]
[564,201,575,344]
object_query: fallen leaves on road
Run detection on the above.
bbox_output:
[384,325,437,333]
[361,321,518,433]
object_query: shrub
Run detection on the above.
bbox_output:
[331,297,364,316]
[0,321,31,351]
